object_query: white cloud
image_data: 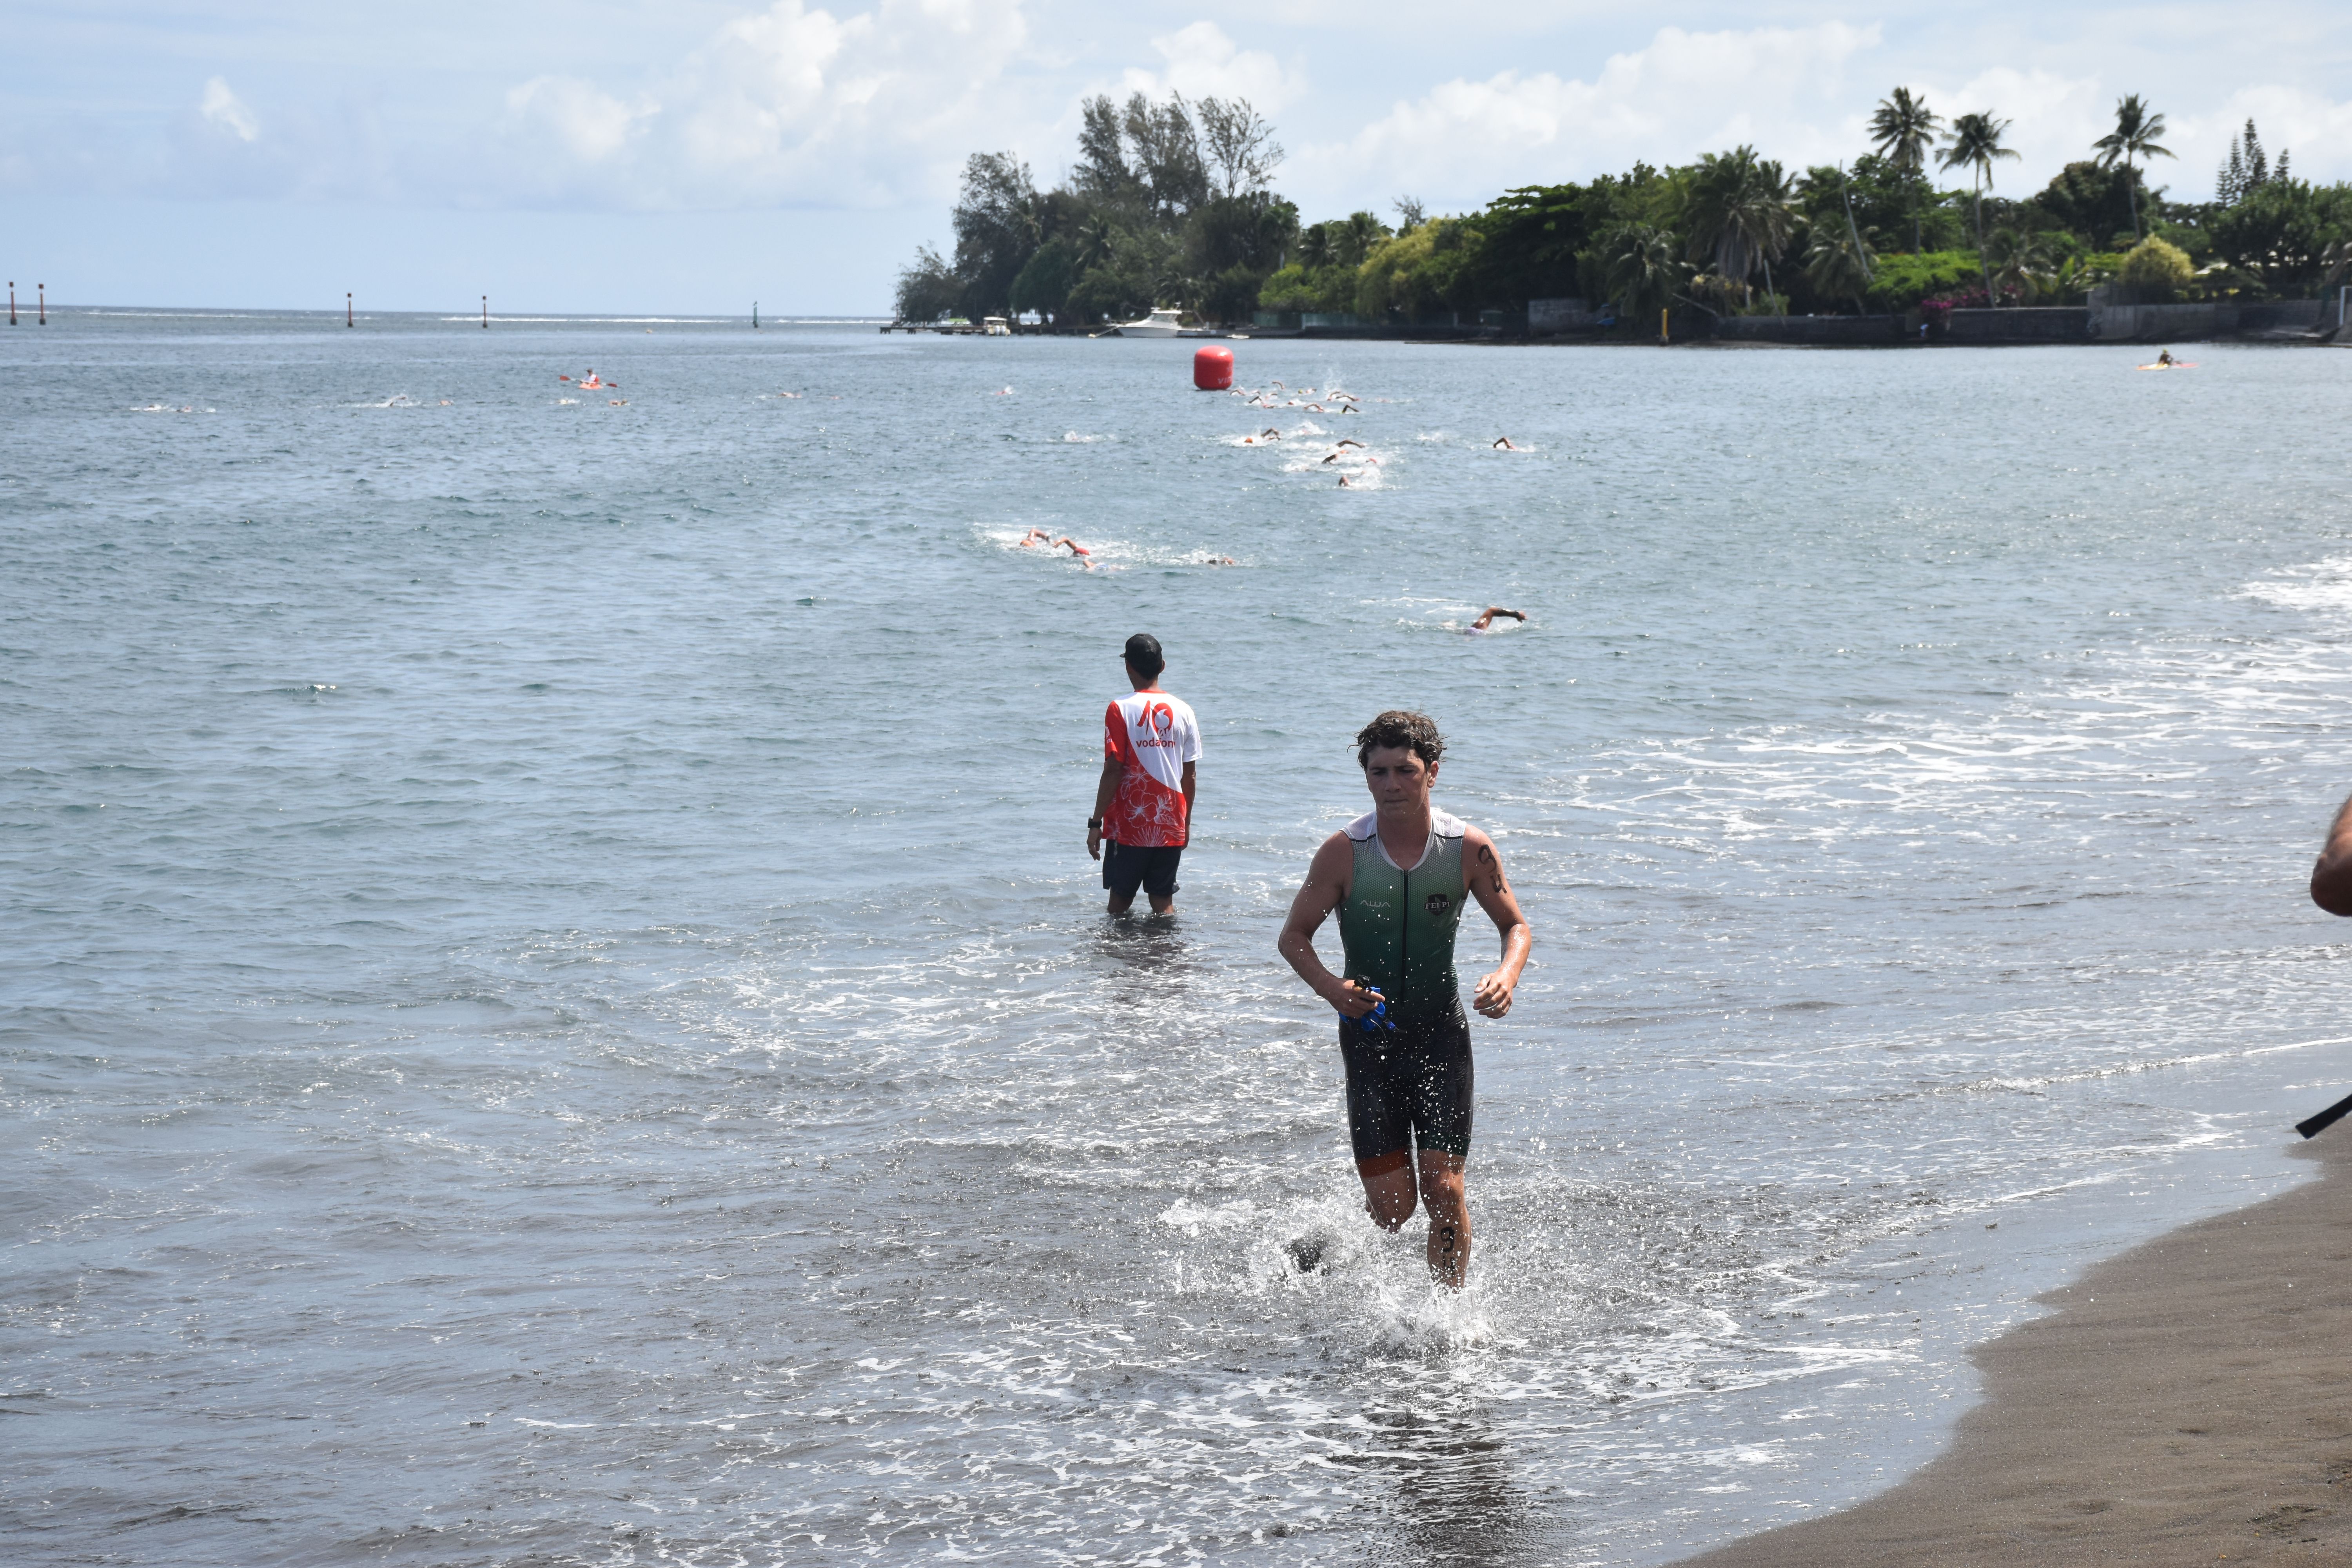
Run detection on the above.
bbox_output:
[198,76,259,142]
[1305,23,1883,212]
[2167,86,2352,196]
[505,77,652,163]
[1118,22,1301,111]
[493,0,1036,208]
[1931,67,2105,192]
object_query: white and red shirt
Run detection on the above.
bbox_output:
[1103,688,1202,846]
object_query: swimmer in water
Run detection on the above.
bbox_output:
[1017,528,1054,548]
[1338,474,1353,487]
[1336,439,1365,449]
[1492,437,1519,450]
[1054,537,1091,559]
[1467,607,1526,633]
[1201,555,1237,566]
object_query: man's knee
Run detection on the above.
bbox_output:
[1418,1159,1467,1218]
[1358,1151,1417,1229]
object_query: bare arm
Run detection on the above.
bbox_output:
[1463,829,1532,1018]
[1181,759,1196,837]
[1088,756,1122,861]
[1277,833,1381,1018]
[2314,792,2352,915]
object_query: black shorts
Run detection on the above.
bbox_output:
[1338,1004,1474,1161]
[1102,840,1182,900]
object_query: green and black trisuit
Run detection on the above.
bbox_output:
[1334,809,1474,1161]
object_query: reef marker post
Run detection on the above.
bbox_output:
[7,283,14,326]
[482,296,489,329]
[38,283,46,325]
[753,301,760,329]
[347,292,353,328]
[1659,307,1667,345]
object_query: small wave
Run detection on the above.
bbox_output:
[1061,432,1113,443]
[2245,554,2352,613]
[1159,1198,1255,1235]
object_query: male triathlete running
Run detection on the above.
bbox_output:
[1277,711,1530,1287]
[1087,633,1201,916]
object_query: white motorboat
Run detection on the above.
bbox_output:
[1111,309,1188,338]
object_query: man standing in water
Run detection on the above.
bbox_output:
[1087,633,1200,916]
[1277,711,1531,1287]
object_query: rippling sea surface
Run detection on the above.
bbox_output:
[6,310,2352,1565]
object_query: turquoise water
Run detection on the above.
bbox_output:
[5,311,2352,1564]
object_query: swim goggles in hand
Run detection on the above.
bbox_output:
[1356,992,1398,1033]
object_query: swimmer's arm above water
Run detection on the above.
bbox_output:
[1463,829,1531,1018]
[1278,832,1382,1018]
[2311,791,2352,915]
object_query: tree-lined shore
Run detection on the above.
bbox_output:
[897,92,2352,328]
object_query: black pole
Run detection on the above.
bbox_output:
[347,292,353,328]
[2297,1089,2352,1140]
[482,295,488,329]
[38,283,45,325]
[7,282,13,327]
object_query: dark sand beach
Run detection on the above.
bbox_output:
[1681,1130,2352,1566]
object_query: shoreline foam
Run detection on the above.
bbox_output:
[1675,1130,2352,1566]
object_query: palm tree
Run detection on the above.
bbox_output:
[1985,229,2054,304]
[1869,87,1943,251]
[1298,223,1332,271]
[1073,213,1116,276]
[2092,94,2174,241]
[1804,224,1878,314]
[1600,223,1688,322]
[1940,112,2020,305]
[1684,147,1799,310]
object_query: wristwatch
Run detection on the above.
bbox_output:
[1087,817,1103,828]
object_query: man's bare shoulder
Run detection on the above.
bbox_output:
[1460,825,1506,873]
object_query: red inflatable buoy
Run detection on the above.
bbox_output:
[1192,345,1233,390]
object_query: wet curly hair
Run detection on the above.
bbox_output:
[1356,710,1444,771]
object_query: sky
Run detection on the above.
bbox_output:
[3,1,2350,312]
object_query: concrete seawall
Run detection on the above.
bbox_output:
[2090,298,2330,341]
[1715,314,1911,346]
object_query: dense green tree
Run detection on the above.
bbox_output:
[2215,119,2282,207]
[1802,156,1961,253]
[2208,180,2352,296]
[894,245,962,323]
[2092,95,2174,241]
[1197,98,1283,198]
[2118,235,2194,294]
[1009,239,1078,319]
[1455,183,1597,306]
[949,152,1042,318]
[2031,162,2139,252]
[1186,192,1299,321]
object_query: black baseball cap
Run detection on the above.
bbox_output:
[1123,633,1164,675]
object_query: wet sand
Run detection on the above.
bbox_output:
[1681,1130,2352,1566]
